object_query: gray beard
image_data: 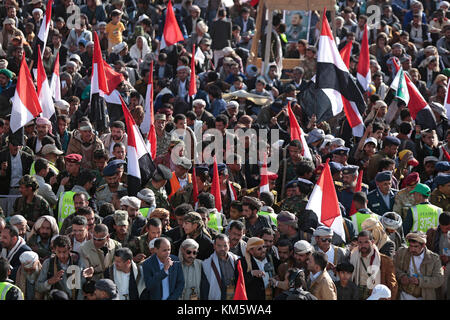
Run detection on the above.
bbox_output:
[26,270,39,283]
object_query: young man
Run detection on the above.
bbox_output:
[306,251,337,300]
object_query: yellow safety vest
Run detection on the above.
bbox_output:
[58,191,76,230]
[139,208,150,218]
[0,282,23,300]
[30,161,59,176]
[208,211,223,232]
[351,211,379,234]
[258,211,278,226]
[411,203,442,233]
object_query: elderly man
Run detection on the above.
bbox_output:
[349,230,398,300]
[238,237,275,300]
[100,121,128,158]
[404,183,443,234]
[0,225,32,282]
[104,248,146,300]
[368,171,398,216]
[9,215,28,241]
[306,251,337,300]
[381,212,405,251]
[141,237,185,300]
[79,224,122,281]
[393,172,420,220]
[120,196,146,238]
[242,196,275,238]
[26,117,62,154]
[312,226,349,281]
[27,215,59,260]
[16,251,43,300]
[66,120,104,170]
[201,234,239,300]
[179,239,203,300]
[193,99,214,128]
[394,232,444,300]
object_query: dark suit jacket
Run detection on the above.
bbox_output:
[210,19,232,50]
[233,16,255,34]
[154,63,174,80]
[0,149,34,194]
[142,254,184,300]
[418,67,440,87]
[367,188,398,216]
[8,243,32,283]
[237,256,268,300]
[26,135,62,155]
[405,23,430,44]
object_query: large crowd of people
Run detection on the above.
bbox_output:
[0,0,449,301]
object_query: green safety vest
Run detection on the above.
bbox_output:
[30,160,59,176]
[58,191,76,230]
[139,208,150,218]
[411,203,442,233]
[208,211,223,232]
[351,211,379,234]
[258,211,278,226]
[0,282,23,300]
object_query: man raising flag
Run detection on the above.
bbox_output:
[36,45,55,120]
[142,61,157,159]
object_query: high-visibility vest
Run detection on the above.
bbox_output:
[208,211,223,232]
[0,282,23,300]
[411,203,442,233]
[258,210,278,226]
[168,173,192,199]
[351,211,380,234]
[30,160,59,176]
[140,207,150,218]
[57,191,76,230]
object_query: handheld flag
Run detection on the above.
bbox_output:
[160,1,185,50]
[233,260,248,300]
[210,156,223,213]
[37,45,55,119]
[357,24,371,91]
[349,169,363,216]
[49,52,61,101]
[287,102,312,160]
[189,44,197,98]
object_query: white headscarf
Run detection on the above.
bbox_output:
[130,36,151,62]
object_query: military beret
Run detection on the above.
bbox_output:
[65,154,82,163]
[435,174,450,186]
[267,171,278,181]
[297,178,313,186]
[384,136,401,146]
[242,196,262,210]
[331,146,350,156]
[175,156,192,170]
[286,179,300,189]
[375,170,392,182]
[277,211,297,223]
[113,210,129,226]
[402,172,419,187]
[329,161,343,175]
[435,161,450,172]
[152,164,173,181]
[342,165,359,175]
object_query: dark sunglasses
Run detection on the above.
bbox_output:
[320,238,332,243]
[186,250,198,255]
[93,236,108,241]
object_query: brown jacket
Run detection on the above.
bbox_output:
[394,247,444,300]
[309,270,338,300]
[379,254,399,299]
[66,130,104,170]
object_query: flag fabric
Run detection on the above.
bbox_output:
[90,31,109,132]
[120,95,156,196]
[259,155,269,194]
[142,61,157,159]
[49,52,61,101]
[160,0,184,50]
[356,24,371,91]
[315,9,366,126]
[192,166,199,207]
[339,41,365,137]
[349,169,363,216]
[444,79,450,119]
[443,147,450,161]
[33,0,52,64]
[11,54,42,133]
[306,160,346,242]
[210,157,223,213]
[195,46,205,65]
[188,44,197,98]
[36,45,55,120]
[287,102,312,160]
[390,67,410,104]
[233,260,248,300]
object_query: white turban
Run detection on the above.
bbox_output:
[29,215,59,238]
[120,196,141,209]
[19,251,39,268]
[313,226,334,237]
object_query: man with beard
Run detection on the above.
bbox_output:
[54,154,84,193]
[27,215,59,260]
[129,218,163,264]
[26,117,62,154]
[242,196,275,238]
[100,121,128,158]
[60,194,100,235]
[0,225,31,282]
[337,165,369,215]
[95,162,127,208]
[228,220,247,258]
[119,196,146,238]
[179,239,203,300]
[201,234,240,300]
[16,251,43,300]
[110,211,133,248]
[277,211,301,245]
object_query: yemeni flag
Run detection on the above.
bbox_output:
[160,0,184,50]
[356,24,371,91]
[349,169,363,216]
[339,41,365,137]
[210,156,223,213]
[11,55,42,133]
[189,44,197,98]
[287,102,312,160]
[102,59,126,121]
[443,147,450,161]
[142,61,157,159]
[120,95,156,196]
[36,45,55,120]
[310,8,366,130]
[233,260,248,300]
[90,31,109,132]
[32,0,52,65]
[444,79,450,120]
[390,67,410,104]
[259,154,269,194]
[306,160,346,241]
[49,52,61,101]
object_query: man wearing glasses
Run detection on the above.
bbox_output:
[179,239,203,300]
[80,224,122,281]
[312,226,350,281]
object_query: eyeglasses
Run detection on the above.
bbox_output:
[186,250,198,255]
[93,235,108,241]
[320,238,332,243]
